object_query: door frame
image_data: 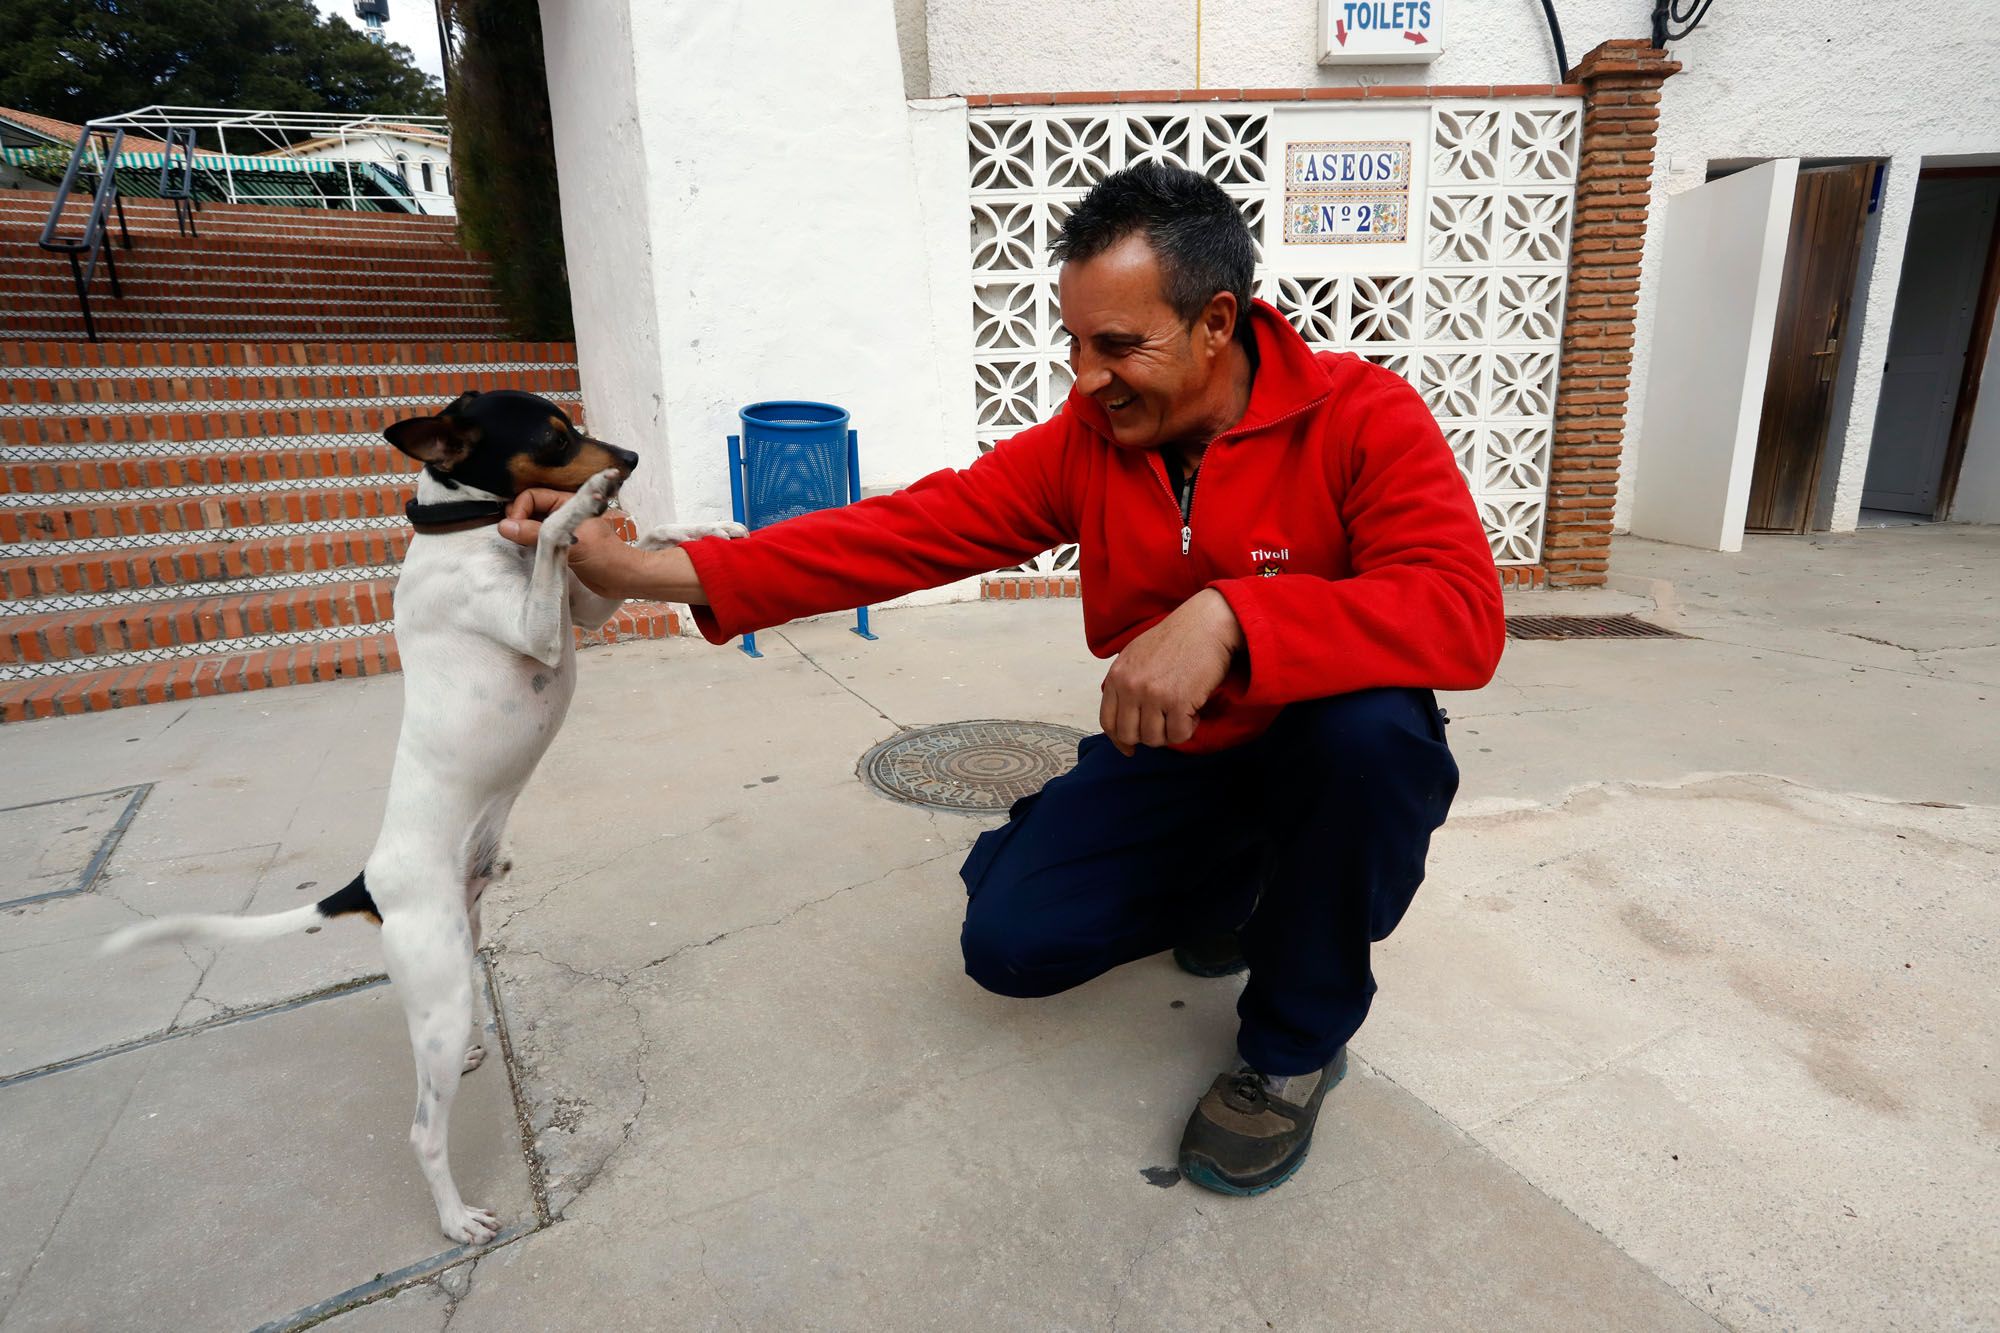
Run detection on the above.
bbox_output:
[1925,166,2000,520]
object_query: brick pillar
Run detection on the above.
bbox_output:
[1545,41,1681,587]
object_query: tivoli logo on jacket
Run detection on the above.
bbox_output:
[1251,546,1291,576]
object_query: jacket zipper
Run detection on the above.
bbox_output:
[1152,459,1197,556]
[1150,388,1329,560]
[1177,468,1197,556]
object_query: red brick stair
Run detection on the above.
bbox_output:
[1,196,671,722]
[0,194,511,341]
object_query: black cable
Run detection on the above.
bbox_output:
[1538,0,1572,79]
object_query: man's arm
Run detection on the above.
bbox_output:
[500,417,1078,635]
[1208,366,1506,704]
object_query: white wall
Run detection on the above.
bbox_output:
[539,0,675,517]
[1951,329,2000,523]
[925,0,1594,93]
[924,0,2000,533]
[541,0,976,606]
[621,0,954,528]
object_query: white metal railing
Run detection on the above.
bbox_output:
[74,105,451,212]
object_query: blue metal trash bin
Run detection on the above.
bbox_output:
[727,401,877,658]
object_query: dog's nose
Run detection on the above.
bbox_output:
[611,446,639,472]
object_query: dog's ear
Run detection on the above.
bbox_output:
[385,412,477,470]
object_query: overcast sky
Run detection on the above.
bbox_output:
[312,0,447,84]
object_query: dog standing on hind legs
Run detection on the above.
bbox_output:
[103,390,743,1244]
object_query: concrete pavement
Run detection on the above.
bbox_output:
[1,526,1995,1330]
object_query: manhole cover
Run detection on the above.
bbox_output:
[1505,614,1687,641]
[860,720,1087,813]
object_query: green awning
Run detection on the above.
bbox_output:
[5,152,423,213]
[3,148,334,173]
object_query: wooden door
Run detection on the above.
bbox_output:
[1746,163,1875,533]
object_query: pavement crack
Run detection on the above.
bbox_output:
[437,1254,478,1329]
[1694,629,1986,686]
[1108,1222,1180,1330]
[495,815,733,935]
[1840,631,1919,652]
[695,1230,748,1331]
[1191,1202,1277,1330]
[160,843,279,1031]
[632,847,958,976]
[498,944,630,992]
[772,629,900,728]
[1,1055,150,1319]
[559,993,652,1210]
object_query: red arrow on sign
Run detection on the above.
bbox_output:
[1404,29,1427,43]
[1335,18,1349,44]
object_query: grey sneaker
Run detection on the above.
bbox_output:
[1177,1048,1347,1195]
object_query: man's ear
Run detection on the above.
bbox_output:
[385,412,475,469]
[1200,290,1240,351]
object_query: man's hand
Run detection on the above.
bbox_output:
[1099,588,1243,755]
[499,488,694,602]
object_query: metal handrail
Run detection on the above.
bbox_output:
[158,127,201,238]
[37,126,133,342]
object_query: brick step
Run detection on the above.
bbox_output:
[0,480,414,545]
[1,397,584,448]
[4,230,478,263]
[0,603,681,723]
[2,574,400,665]
[3,571,668,666]
[0,298,509,332]
[23,219,465,247]
[1,291,507,320]
[8,205,464,242]
[0,512,636,604]
[0,365,580,409]
[1,632,406,719]
[0,294,508,329]
[0,314,516,341]
[0,528,409,603]
[0,340,576,370]
[0,271,498,303]
[0,239,484,278]
[0,443,420,497]
[0,241,490,278]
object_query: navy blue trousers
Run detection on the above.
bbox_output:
[958,688,1458,1076]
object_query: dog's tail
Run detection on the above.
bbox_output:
[102,873,379,955]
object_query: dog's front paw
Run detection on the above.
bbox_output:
[441,1204,501,1246]
[542,468,625,548]
[572,467,623,518]
[462,1043,487,1074]
[636,520,750,551]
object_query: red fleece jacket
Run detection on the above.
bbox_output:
[687,300,1505,753]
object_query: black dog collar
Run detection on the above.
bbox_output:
[406,498,510,535]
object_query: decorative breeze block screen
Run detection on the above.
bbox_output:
[968,100,1581,569]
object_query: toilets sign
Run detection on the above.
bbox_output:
[1317,0,1445,64]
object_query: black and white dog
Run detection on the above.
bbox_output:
[105,390,741,1243]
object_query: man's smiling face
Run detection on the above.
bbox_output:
[1058,233,1232,454]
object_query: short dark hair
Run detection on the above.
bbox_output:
[1050,163,1255,337]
